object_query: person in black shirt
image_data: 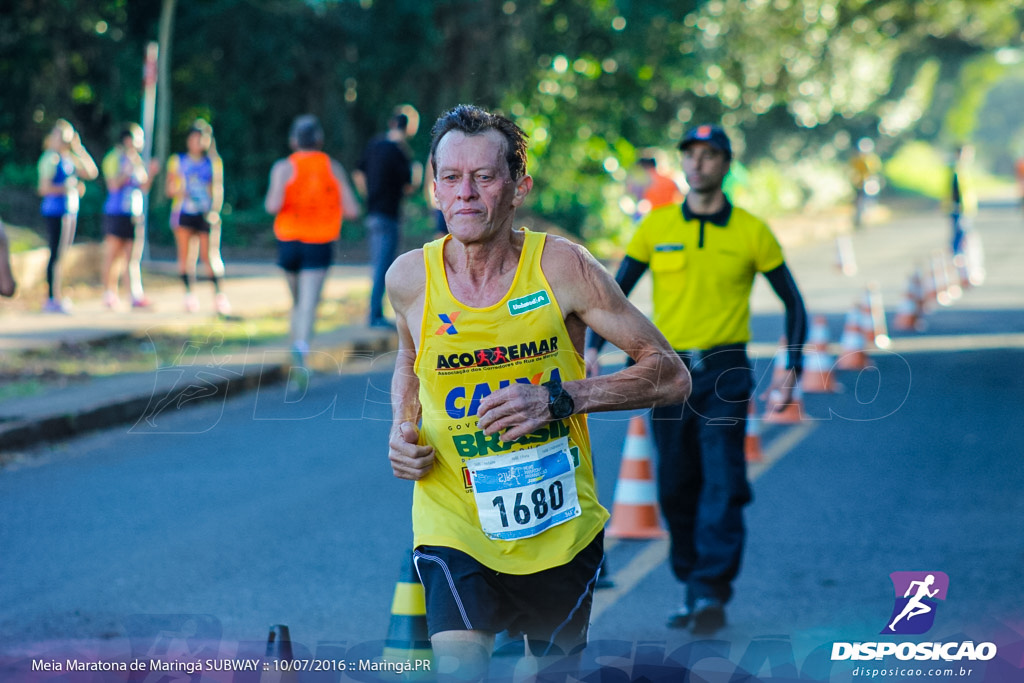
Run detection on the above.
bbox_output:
[354,111,422,328]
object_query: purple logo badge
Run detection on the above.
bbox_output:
[882,571,949,635]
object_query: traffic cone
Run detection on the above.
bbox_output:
[932,251,953,307]
[744,400,763,462]
[834,234,858,276]
[942,251,962,302]
[857,288,877,350]
[866,282,891,349]
[260,625,297,683]
[836,305,871,371]
[769,337,790,388]
[763,385,807,424]
[801,316,838,393]
[607,416,667,539]
[893,267,925,332]
[382,552,433,675]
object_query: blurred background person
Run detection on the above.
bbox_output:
[264,114,360,385]
[165,119,230,316]
[636,156,683,216]
[36,118,98,313]
[948,144,977,258]
[100,124,160,310]
[849,137,881,230]
[0,219,17,298]
[353,108,421,328]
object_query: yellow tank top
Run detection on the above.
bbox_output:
[413,229,608,574]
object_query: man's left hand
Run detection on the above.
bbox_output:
[477,384,552,442]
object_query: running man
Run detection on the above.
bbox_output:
[386,104,690,680]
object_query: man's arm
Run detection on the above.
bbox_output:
[263,159,291,215]
[477,238,690,442]
[584,255,648,373]
[330,160,362,221]
[763,263,807,374]
[386,250,436,480]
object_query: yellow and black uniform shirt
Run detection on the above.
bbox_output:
[625,201,784,351]
[412,229,608,575]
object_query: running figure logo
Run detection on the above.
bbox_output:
[882,571,949,635]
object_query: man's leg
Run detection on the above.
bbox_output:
[688,366,752,632]
[431,630,494,682]
[651,400,702,623]
[368,214,399,324]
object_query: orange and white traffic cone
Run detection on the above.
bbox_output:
[942,251,962,303]
[801,316,838,393]
[893,267,925,332]
[857,288,877,350]
[867,282,891,349]
[836,305,871,371]
[834,234,858,277]
[744,400,763,462]
[769,337,790,388]
[933,251,953,307]
[607,415,666,540]
[763,385,807,424]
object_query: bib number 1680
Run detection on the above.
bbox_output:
[492,481,565,527]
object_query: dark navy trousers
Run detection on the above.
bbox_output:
[650,349,753,606]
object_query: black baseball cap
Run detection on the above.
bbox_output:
[679,124,732,159]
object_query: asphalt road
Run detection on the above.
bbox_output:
[1,207,1022,682]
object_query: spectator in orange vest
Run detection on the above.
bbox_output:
[637,157,683,216]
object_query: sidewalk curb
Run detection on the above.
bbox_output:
[0,325,398,456]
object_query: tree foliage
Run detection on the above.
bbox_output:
[1,0,1022,244]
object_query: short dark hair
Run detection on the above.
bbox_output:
[390,113,409,132]
[290,114,323,150]
[429,104,529,180]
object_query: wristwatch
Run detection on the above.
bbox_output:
[542,379,575,420]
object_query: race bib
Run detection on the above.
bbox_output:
[466,436,580,541]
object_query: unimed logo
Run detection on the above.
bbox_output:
[883,571,949,635]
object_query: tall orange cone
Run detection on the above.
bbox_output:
[836,305,871,371]
[382,552,433,676]
[834,234,858,276]
[607,416,666,539]
[744,400,763,462]
[801,315,838,394]
[866,282,891,349]
[893,267,925,332]
[856,288,877,350]
[932,251,953,307]
[942,251,962,302]
[769,337,790,388]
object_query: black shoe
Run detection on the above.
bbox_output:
[690,597,726,635]
[666,604,692,629]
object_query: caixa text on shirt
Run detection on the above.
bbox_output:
[436,336,559,370]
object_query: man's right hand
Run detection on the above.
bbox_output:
[388,421,435,481]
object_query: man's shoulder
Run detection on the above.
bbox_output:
[728,204,770,230]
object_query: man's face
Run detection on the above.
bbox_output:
[433,129,531,244]
[681,142,730,193]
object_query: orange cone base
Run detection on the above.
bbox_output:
[801,371,837,394]
[763,401,807,424]
[893,313,920,332]
[836,351,871,371]
[607,504,667,539]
